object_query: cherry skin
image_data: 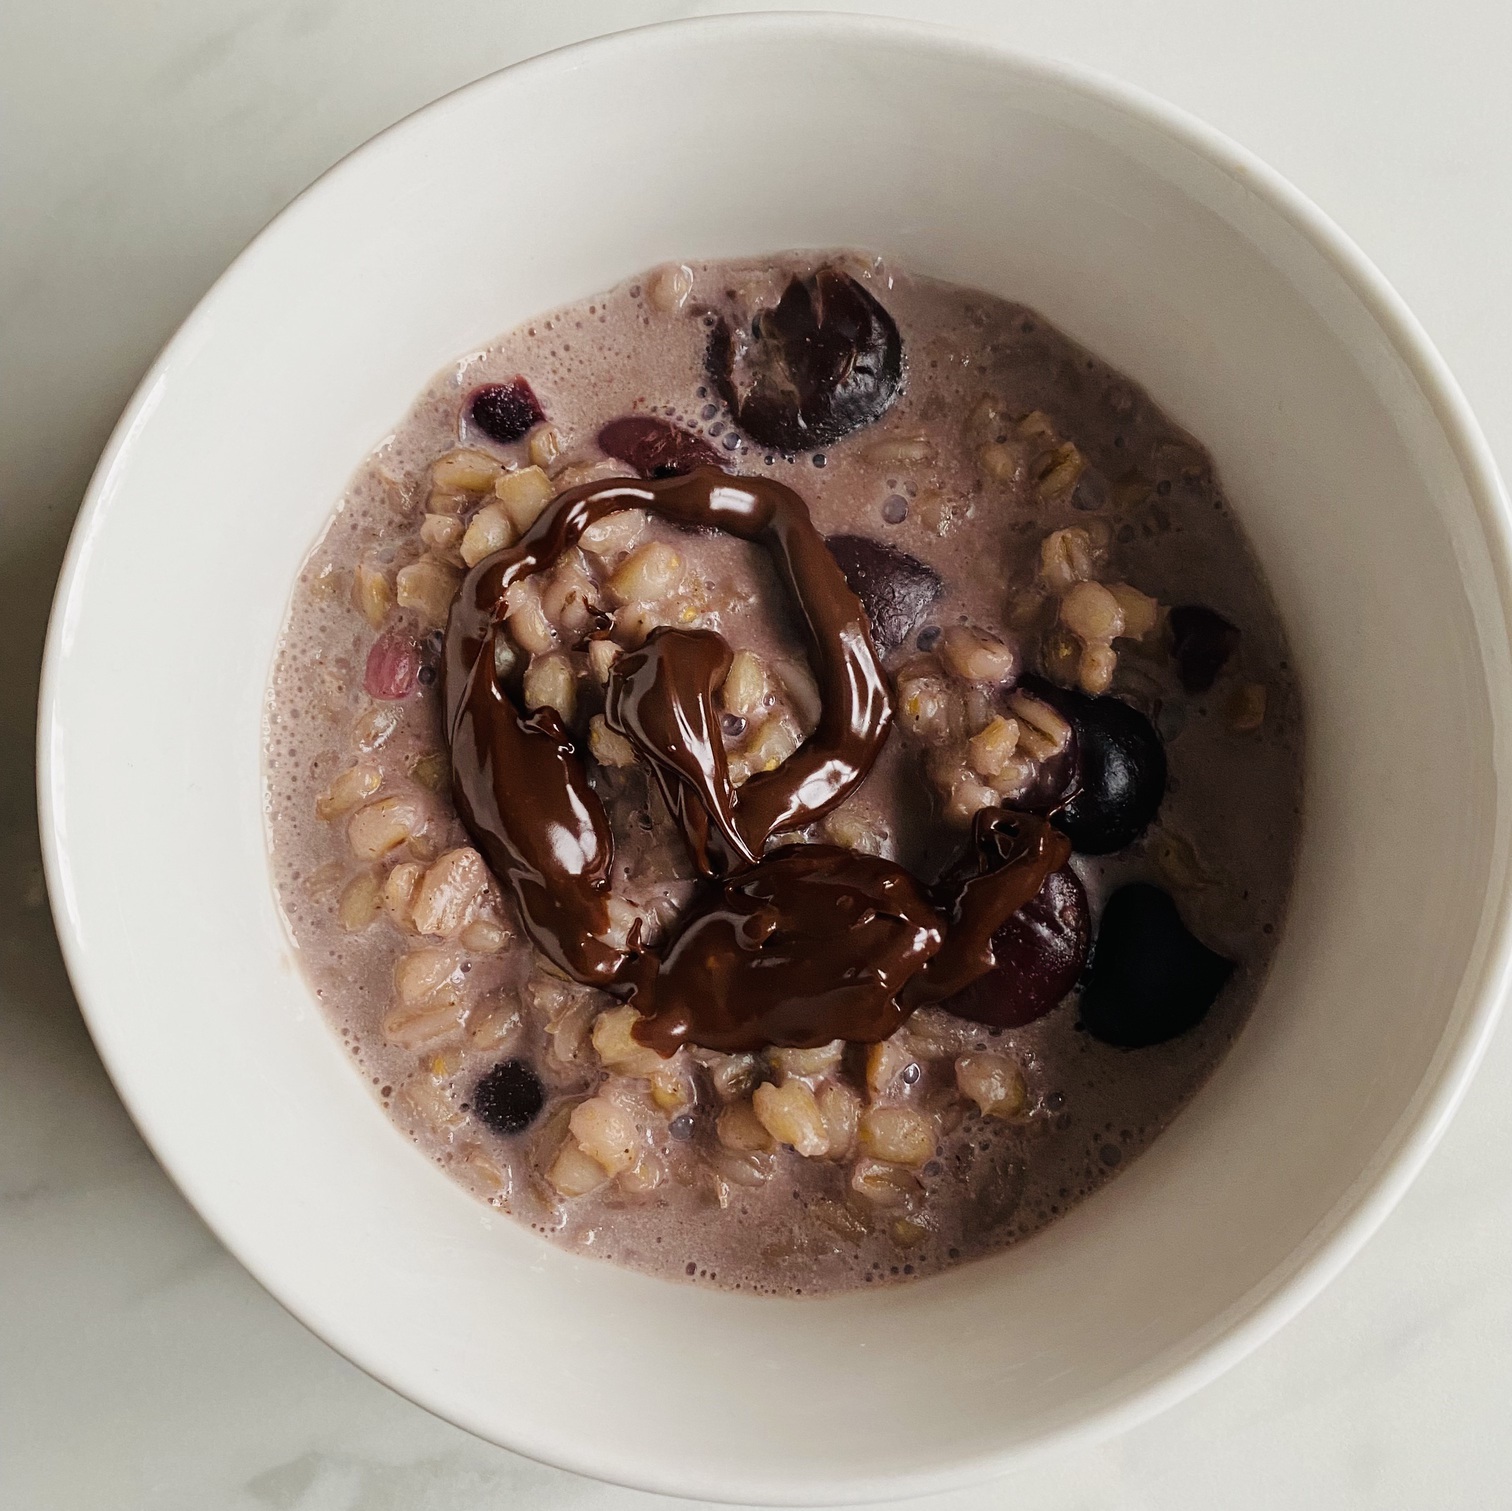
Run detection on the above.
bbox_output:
[707,267,904,451]
[1018,676,1166,855]
[598,416,722,478]
[825,534,943,656]
[939,865,1091,1028]
[1078,883,1234,1046]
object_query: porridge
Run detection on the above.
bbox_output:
[265,253,1302,1293]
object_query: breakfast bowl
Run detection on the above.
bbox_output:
[37,13,1512,1505]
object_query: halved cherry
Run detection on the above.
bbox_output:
[939,865,1091,1028]
[707,267,904,451]
[825,534,943,655]
[1078,883,1233,1046]
[598,416,722,478]
[1018,677,1166,855]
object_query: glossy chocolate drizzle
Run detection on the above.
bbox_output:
[444,466,1069,1053]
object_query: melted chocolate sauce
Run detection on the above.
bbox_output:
[447,642,626,985]
[603,627,749,876]
[635,844,943,1054]
[904,809,1071,1005]
[443,466,1078,1051]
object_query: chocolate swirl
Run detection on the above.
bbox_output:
[635,844,944,1054]
[603,628,749,875]
[444,465,1075,1051]
[903,809,1071,1005]
[444,469,891,983]
[631,816,1069,1054]
[446,623,624,985]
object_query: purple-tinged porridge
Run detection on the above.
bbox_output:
[265,253,1301,1294]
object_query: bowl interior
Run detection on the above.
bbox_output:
[40,16,1512,1505]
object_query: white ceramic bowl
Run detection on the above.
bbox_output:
[38,14,1512,1505]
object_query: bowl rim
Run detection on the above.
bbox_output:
[36,11,1512,1504]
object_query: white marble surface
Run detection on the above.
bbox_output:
[3,1,1510,1505]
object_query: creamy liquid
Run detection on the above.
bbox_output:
[265,252,1303,1294]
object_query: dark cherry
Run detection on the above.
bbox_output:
[598,416,722,478]
[825,534,943,655]
[468,378,546,445]
[1168,604,1239,693]
[1078,883,1234,1047]
[939,866,1091,1029]
[472,1058,546,1135]
[1019,677,1166,855]
[707,267,904,451]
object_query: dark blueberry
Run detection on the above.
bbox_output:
[881,494,908,525]
[707,267,904,451]
[1079,883,1233,1047]
[1018,677,1166,854]
[824,534,943,655]
[669,1113,696,1141]
[720,712,747,740]
[940,866,1091,1029]
[916,625,943,652]
[1168,605,1239,693]
[472,1058,546,1135]
[468,378,546,445]
[597,415,722,479]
